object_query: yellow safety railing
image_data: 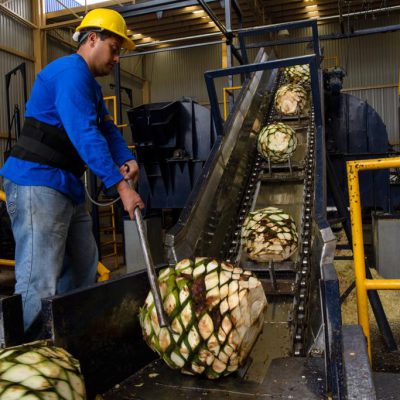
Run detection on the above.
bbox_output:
[103,95,128,129]
[0,190,110,281]
[223,86,242,120]
[347,156,400,362]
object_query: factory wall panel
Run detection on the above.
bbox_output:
[3,0,32,20]
[0,4,35,170]
[275,15,400,146]
[143,43,229,108]
[0,14,33,58]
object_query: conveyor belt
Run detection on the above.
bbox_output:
[103,357,325,399]
[216,72,317,359]
[102,54,322,399]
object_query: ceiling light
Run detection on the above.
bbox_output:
[306,4,317,8]
[192,10,204,14]
[278,29,290,37]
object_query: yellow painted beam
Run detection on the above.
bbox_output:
[365,280,400,290]
[347,156,400,363]
[0,259,15,267]
[97,261,110,282]
[0,44,35,62]
[32,0,46,75]
[143,80,151,104]
[223,86,242,120]
[347,159,371,361]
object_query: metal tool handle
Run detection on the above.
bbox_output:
[134,207,169,328]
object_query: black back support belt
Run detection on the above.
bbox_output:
[10,118,86,177]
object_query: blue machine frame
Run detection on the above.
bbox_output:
[201,19,349,398]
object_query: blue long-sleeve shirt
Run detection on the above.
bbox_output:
[0,54,134,204]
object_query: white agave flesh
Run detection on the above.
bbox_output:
[158,328,171,352]
[41,392,59,400]
[212,358,226,374]
[198,313,214,340]
[191,363,205,374]
[220,298,229,314]
[219,270,231,286]
[67,371,85,396]
[1,386,27,400]
[15,352,44,365]
[175,259,192,271]
[193,264,205,278]
[180,302,193,329]
[163,293,177,315]
[207,335,220,356]
[179,342,190,360]
[2,364,39,382]
[206,260,219,272]
[56,380,73,400]
[219,284,229,300]
[205,271,219,291]
[22,375,51,390]
[179,285,190,305]
[170,352,185,368]
[188,326,201,350]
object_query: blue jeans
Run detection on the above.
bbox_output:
[3,179,98,331]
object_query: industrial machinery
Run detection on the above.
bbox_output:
[0,20,376,400]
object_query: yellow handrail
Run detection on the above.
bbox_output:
[97,261,110,282]
[0,259,15,267]
[346,156,400,362]
[223,86,242,121]
[0,189,110,281]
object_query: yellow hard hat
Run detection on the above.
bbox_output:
[76,8,135,50]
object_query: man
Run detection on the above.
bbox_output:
[0,8,144,336]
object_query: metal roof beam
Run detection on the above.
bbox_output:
[115,0,217,18]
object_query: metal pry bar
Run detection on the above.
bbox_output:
[134,207,169,328]
[125,168,169,329]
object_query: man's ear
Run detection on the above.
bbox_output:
[87,31,98,47]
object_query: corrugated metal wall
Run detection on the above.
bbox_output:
[142,42,229,106]
[0,8,35,167]
[276,14,400,144]
[2,8,400,168]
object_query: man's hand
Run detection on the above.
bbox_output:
[120,160,139,185]
[116,180,145,220]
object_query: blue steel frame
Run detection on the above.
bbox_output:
[244,23,400,49]
[237,19,321,66]
[203,37,346,396]
[204,54,322,137]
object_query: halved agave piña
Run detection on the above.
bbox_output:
[283,64,310,85]
[139,258,267,379]
[241,207,298,262]
[257,122,297,163]
[275,83,308,116]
